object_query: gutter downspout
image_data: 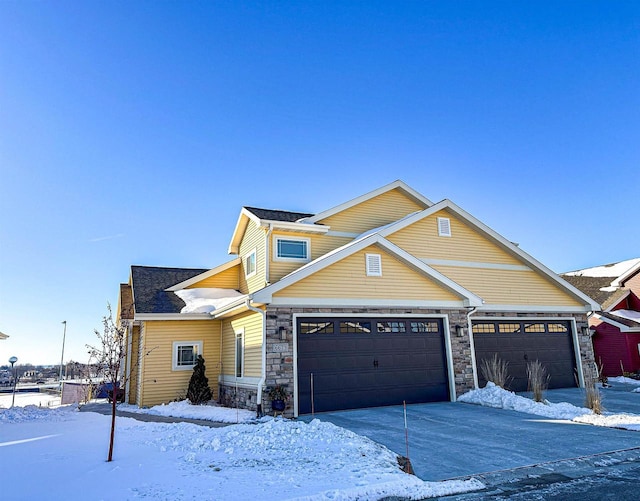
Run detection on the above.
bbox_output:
[246,297,266,418]
[466,307,479,389]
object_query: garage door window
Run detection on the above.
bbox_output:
[499,323,521,333]
[472,323,496,333]
[377,321,406,333]
[548,323,569,332]
[339,321,371,333]
[300,321,334,334]
[410,321,439,333]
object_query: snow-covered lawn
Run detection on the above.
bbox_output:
[0,401,483,500]
[119,400,256,424]
[459,382,640,431]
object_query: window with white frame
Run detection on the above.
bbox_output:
[235,331,244,378]
[244,249,256,277]
[172,341,203,371]
[274,236,310,261]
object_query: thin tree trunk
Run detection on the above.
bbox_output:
[107,390,116,461]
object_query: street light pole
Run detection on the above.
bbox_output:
[9,356,18,408]
[59,320,67,388]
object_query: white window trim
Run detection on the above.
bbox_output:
[365,253,382,276]
[244,248,257,278]
[273,236,311,262]
[437,217,452,237]
[172,340,203,371]
[235,329,244,378]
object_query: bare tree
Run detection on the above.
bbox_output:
[87,304,127,462]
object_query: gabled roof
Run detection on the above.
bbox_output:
[130,266,208,315]
[252,233,483,307]
[376,199,600,311]
[300,180,433,224]
[244,207,314,222]
[228,207,329,254]
[561,257,640,311]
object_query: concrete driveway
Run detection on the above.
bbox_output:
[302,386,640,481]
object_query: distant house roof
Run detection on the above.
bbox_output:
[560,275,620,309]
[598,311,640,329]
[561,257,640,312]
[130,266,208,314]
[243,207,314,222]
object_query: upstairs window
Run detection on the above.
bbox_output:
[244,249,256,277]
[274,237,310,261]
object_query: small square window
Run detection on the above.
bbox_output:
[172,341,202,371]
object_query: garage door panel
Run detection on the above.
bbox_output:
[297,317,449,414]
[474,320,577,392]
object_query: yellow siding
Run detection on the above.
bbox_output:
[221,310,264,378]
[432,265,583,306]
[274,244,461,300]
[317,188,425,234]
[138,320,221,407]
[238,219,266,294]
[269,231,351,283]
[388,209,522,265]
[127,325,140,405]
[187,265,240,289]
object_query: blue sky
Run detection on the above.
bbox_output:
[1,2,638,365]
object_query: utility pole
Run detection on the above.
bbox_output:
[59,320,67,388]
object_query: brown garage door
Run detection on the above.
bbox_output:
[473,320,577,392]
[296,317,449,414]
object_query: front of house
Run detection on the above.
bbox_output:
[117,180,599,416]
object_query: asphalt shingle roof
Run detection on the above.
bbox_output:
[561,275,617,308]
[131,266,208,314]
[244,206,314,222]
[598,311,640,328]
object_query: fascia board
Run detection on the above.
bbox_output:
[261,220,330,233]
[612,261,640,287]
[479,304,594,313]
[210,298,250,318]
[228,208,260,254]
[592,312,640,332]
[165,258,242,291]
[603,289,631,312]
[301,180,433,224]
[382,200,601,311]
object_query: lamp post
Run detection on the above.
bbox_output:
[59,320,67,388]
[9,356,18,408]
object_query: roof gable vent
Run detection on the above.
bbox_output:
[366,253,382,276]
[437,217,452,237]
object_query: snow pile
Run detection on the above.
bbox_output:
[564,258,640,278]
[610,309,640,324]
[609,376,640,385]
[0,404,76,423]
[120,399,255,423]
[0,406,484,500]
[174,288,245,314]
[458,382,589,420]
[459,382,640,431]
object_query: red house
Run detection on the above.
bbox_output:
[563,258,640,377]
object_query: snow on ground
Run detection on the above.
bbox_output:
[0,403,483,500]
[460,382,640,431]
[609,376,640,386]
[119,399,256,423]
[0,390,61,409]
